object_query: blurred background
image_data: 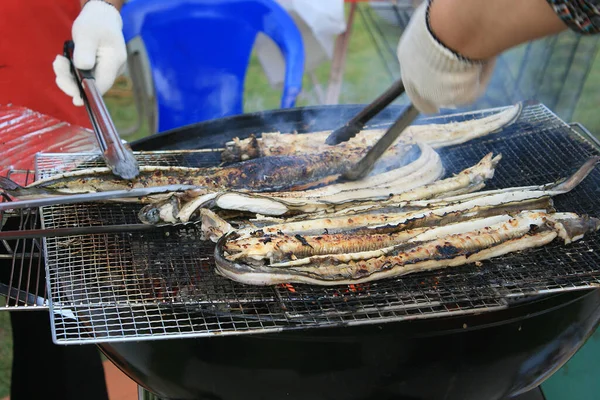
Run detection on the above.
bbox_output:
[103,0,600,142]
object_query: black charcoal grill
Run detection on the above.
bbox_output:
[2,102,600,400]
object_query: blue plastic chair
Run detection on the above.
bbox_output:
[121,0,305,133]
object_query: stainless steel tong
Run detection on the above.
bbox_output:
[0,184,203,240]
[63,40,140,180]
[325,79,419,181]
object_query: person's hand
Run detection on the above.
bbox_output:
[396,2,496,114]
[52,0,127,106]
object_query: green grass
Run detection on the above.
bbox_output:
[572,46,600,131]
[0,299,12,399]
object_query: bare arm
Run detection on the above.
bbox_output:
[428,0,568,60]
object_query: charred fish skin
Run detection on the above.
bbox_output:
[214,211,600,286]
[146,150,491,223]
[134,143,444,224]
[212,144,442,213]
[259,143,422,199]
[213,156,600,286]
[0,150,371,200]
[223,228,435,265]
[3,138,416,202]
[220,199,557,268]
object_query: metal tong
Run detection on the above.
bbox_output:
[325,79,419,181]
[0,184,204,240]
[63,40,140,180]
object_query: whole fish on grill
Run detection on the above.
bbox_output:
[141,152,597,226]
[211,156,600,285]
[139,150,496,224]
[145,155,597,263]
[0,104,519,211]
[217,195,557,264]
[214,210,600,286]
[0,145,412,201]
[222,103,522,162]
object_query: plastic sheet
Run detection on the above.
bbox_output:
[0,105,97,185]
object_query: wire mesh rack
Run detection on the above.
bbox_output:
[0,170,48,310]
[3,102,600,345]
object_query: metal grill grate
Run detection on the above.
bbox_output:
[0,170,48,310]
[33,103,600,344]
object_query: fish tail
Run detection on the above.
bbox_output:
[0,176,24,192]
[553,156,600,192]
[552,213,600,243]
[490,102,523,133]
[0,176,55,198]
[505,102,523,127]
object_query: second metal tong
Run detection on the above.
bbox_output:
[325,79,419,181]
[63,40,140,180]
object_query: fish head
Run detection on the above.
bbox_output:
[138,204,162,225]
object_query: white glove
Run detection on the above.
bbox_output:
[396,1,496,114]
[52,0,127,106]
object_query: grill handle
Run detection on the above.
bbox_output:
[569,122,600,151]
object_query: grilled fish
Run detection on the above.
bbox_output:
[212,156,599,285]
[167,154,596,249]
[211,151,496,217]
[0,135,419,204]
[214,211,600,285]
[139,153,597,226]
[220,193,557,264]
[140,150,494,224]
[222,103,522,162]
[0,149,390,200]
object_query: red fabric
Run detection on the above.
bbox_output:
[0,0,92,129]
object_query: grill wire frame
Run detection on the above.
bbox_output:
[2,103,600,344]
[0,169,48,310]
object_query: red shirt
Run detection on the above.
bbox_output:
[0,0,92,129]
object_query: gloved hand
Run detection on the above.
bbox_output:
[52,0,127,106]
[396,1,496,114]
